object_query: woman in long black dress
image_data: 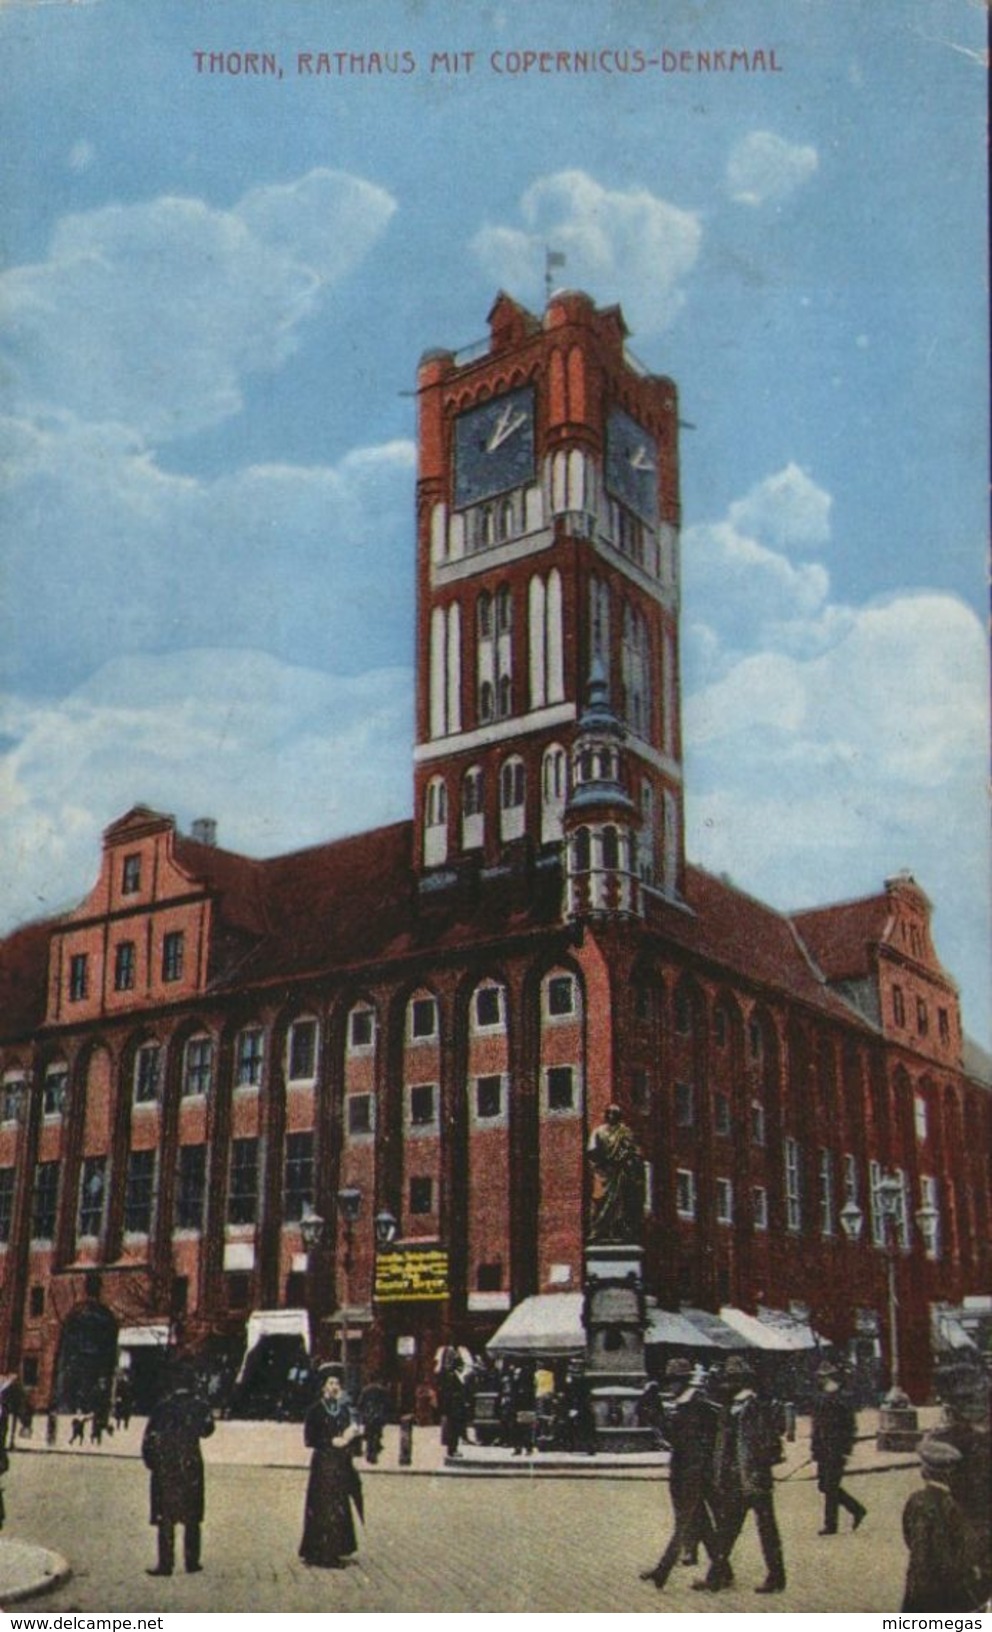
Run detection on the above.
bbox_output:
[299,1371,363,1568]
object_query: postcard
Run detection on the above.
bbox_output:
[0,0,988,1618]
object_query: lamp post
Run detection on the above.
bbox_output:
[336,1186,362,1394]
[299,1204,327,1364]
[842,1172,934,1449]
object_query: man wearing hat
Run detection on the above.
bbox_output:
[811,1360,866,1536]
[141,1360,215,1576]
[640,1357,720,1591]
[902,1435,984,1610]
[928,1364,991,1602]
[694,1356,787,1595]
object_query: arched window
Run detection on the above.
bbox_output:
[541,744,567,842]
[573,827,591,872]
[496,584,513,634]
[601,826,620,870]
[497,498,514,543]
[479,681,494,723]
[500,756,526,842]
[477,592,492,640]
[424,776,448,867]
[462,767,485,850]
[500,757,525,809]
[498,674,512,718]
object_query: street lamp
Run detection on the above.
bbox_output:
[374,1207,398,1248]
[299,1205,327,1363]
[336,1187,362,1391]
[839,1196,864,1246]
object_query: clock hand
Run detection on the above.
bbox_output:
[487,406,527,452]
[630,445,655,472]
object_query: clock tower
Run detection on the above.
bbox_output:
[412,289,685,908]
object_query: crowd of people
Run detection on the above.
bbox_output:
[1,1344,988,1605]
[638,1353,989,1611]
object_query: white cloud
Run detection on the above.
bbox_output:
[0,651,413,929]
[471,169,702,334]
[726,131,819,207]
[0,417,415,693]
[0,169,397,442]
[727,463,832,554]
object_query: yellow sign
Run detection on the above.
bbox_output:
[375,1246,449,1303]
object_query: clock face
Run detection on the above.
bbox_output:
[606,407,658,525]
[453,386,536,509]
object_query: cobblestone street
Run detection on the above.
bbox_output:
[4,1434,922,1614]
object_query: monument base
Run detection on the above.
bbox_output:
[589,1383,656,1452]
[876,1390,922,1452]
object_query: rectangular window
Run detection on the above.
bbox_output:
[1,1081,22,1124]
[44,1067,68,1118]
[477,1261,503,1292]
[818,1149,835,1236]
[236,1028,265,1088]
[176,1145,207,1232]
[546,1065,575,1112]
[547,975,575,1017]
[750,1099,766,1146]
[784,1136,801,1232]
[124,1150,156,1234]
[69,953,88,1002]
[410,999,436,1040]
[347,1094,373,1137]
[892,985,905,1027]
[475,1075,503,1121]
[916,998,929,1037]
[122,853,141,894]
[283,1131,314,1223]
[114,940,136,992]
[183,1037,213,1098]
[474,986,503,1029]
[288,1019,317,1082]
[715,1177,733,1224]
[675,988,693,1035]
[133,1043,160,1105]
[227,1139,259,1226]
[752,1185,769,1230]
[938,1008,950,1045]
[675,1081,694,1127]
[714,1092,731,1136]
[676,1168,696,1219]
[0,1168,15,1243]
[78,1156,107,1238]
[162,932,184,983]
[919,1174,940,1260]
[409,1083,437,1128]
[409,1175,433,1215]
[914,1095,928,1143]
[32,1162,59,1240]
[350,1008,375,1050]
[29,1284,44,1319]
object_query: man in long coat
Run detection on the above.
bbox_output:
[141,1362,215,1576]
[902,1436,984,1611]
[694,1356,786,1595]
[811,1361,866,1535]
[641,1358,720,1590]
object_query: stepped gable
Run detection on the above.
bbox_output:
[650,865,873,1030]
[0,919,56,1042]
[789,892,890,983]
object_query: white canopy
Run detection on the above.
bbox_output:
[644,1306,719,1349]
[486,1293,585,1356]
[718,1306,817,1352]
[118,1324,171,1349]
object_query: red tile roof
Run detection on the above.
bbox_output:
[0,919,57,1041]
[789,894,891,982]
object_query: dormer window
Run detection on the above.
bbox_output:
[122,854,141,895]
[114,940,136,992]
[162,932,184,984]
[69,954,89,1003]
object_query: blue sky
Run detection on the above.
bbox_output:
[1,0,988,1046]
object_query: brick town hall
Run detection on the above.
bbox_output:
[0,290,988,1412]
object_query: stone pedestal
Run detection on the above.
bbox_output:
[583,1243,655,1452]
[876,1388,922,1452]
